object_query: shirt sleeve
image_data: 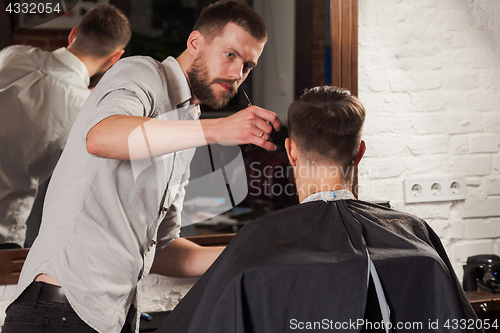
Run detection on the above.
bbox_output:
[82,57,165,142]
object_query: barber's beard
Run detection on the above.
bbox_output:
[187,57,237,109]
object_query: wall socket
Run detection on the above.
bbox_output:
[404,175,466,203]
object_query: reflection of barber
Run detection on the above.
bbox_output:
[0,4,130,249]
[4,1,280,333]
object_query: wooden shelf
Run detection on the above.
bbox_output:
[466,289,500,313]
[0,248,29,285]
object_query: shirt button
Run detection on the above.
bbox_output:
[161,207,169,213]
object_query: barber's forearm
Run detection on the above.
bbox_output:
[86,115,210,159]
[85,105,281,160]
[150,237,224,278]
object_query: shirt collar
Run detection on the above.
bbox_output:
[301,190,356,204]
[161,56,193,107]
[53,47,90,87]
[184,104,201,120]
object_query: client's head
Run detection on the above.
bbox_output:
[285,86,366,201]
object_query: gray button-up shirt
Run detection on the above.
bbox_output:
[14,56,200,333]
[0,46,90,246]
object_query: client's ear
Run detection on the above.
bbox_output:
[285,138,298,167]
[68,28,78,45]
[354,140,366,166]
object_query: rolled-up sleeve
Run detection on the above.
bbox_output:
[81,57,166,142]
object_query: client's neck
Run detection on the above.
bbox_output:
[294,160,352,202]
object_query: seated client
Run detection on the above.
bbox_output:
[157,86,479,333]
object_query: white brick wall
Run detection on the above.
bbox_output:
[359,0,500,280]
[487,177,500,195]
[464,218,500,239]
[469,134,500,153]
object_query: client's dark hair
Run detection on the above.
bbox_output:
[287,86,365,169]
[71,4,131,58]
[193,0,267,42]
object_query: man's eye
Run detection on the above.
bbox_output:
[226,52,234,58]
[244,64,254,72]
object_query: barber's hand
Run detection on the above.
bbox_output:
[206,106,281,151]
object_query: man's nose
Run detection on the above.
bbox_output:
[229,62,243,81]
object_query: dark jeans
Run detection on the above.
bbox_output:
[3,282,133,333]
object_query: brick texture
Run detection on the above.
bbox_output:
[487,177,500,195]
[358,0,500,276]
[464,219,500,239]
[469,134,500,154]
[11,29,69,51]
[455,240,494,262]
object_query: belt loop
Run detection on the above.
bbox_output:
[30,282,42,309]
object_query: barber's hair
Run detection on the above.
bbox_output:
[193,0,267,42]
[287,86,365,168]
[71,4,131,58]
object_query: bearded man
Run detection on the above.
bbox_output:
[3,1,279,333]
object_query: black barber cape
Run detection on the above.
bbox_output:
[157,200,481,333]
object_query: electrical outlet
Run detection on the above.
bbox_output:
[404,178,430,203]
[411,183,423,197]
[445,176,466,200]
[404,175,466,203]
[427,177,444,198]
